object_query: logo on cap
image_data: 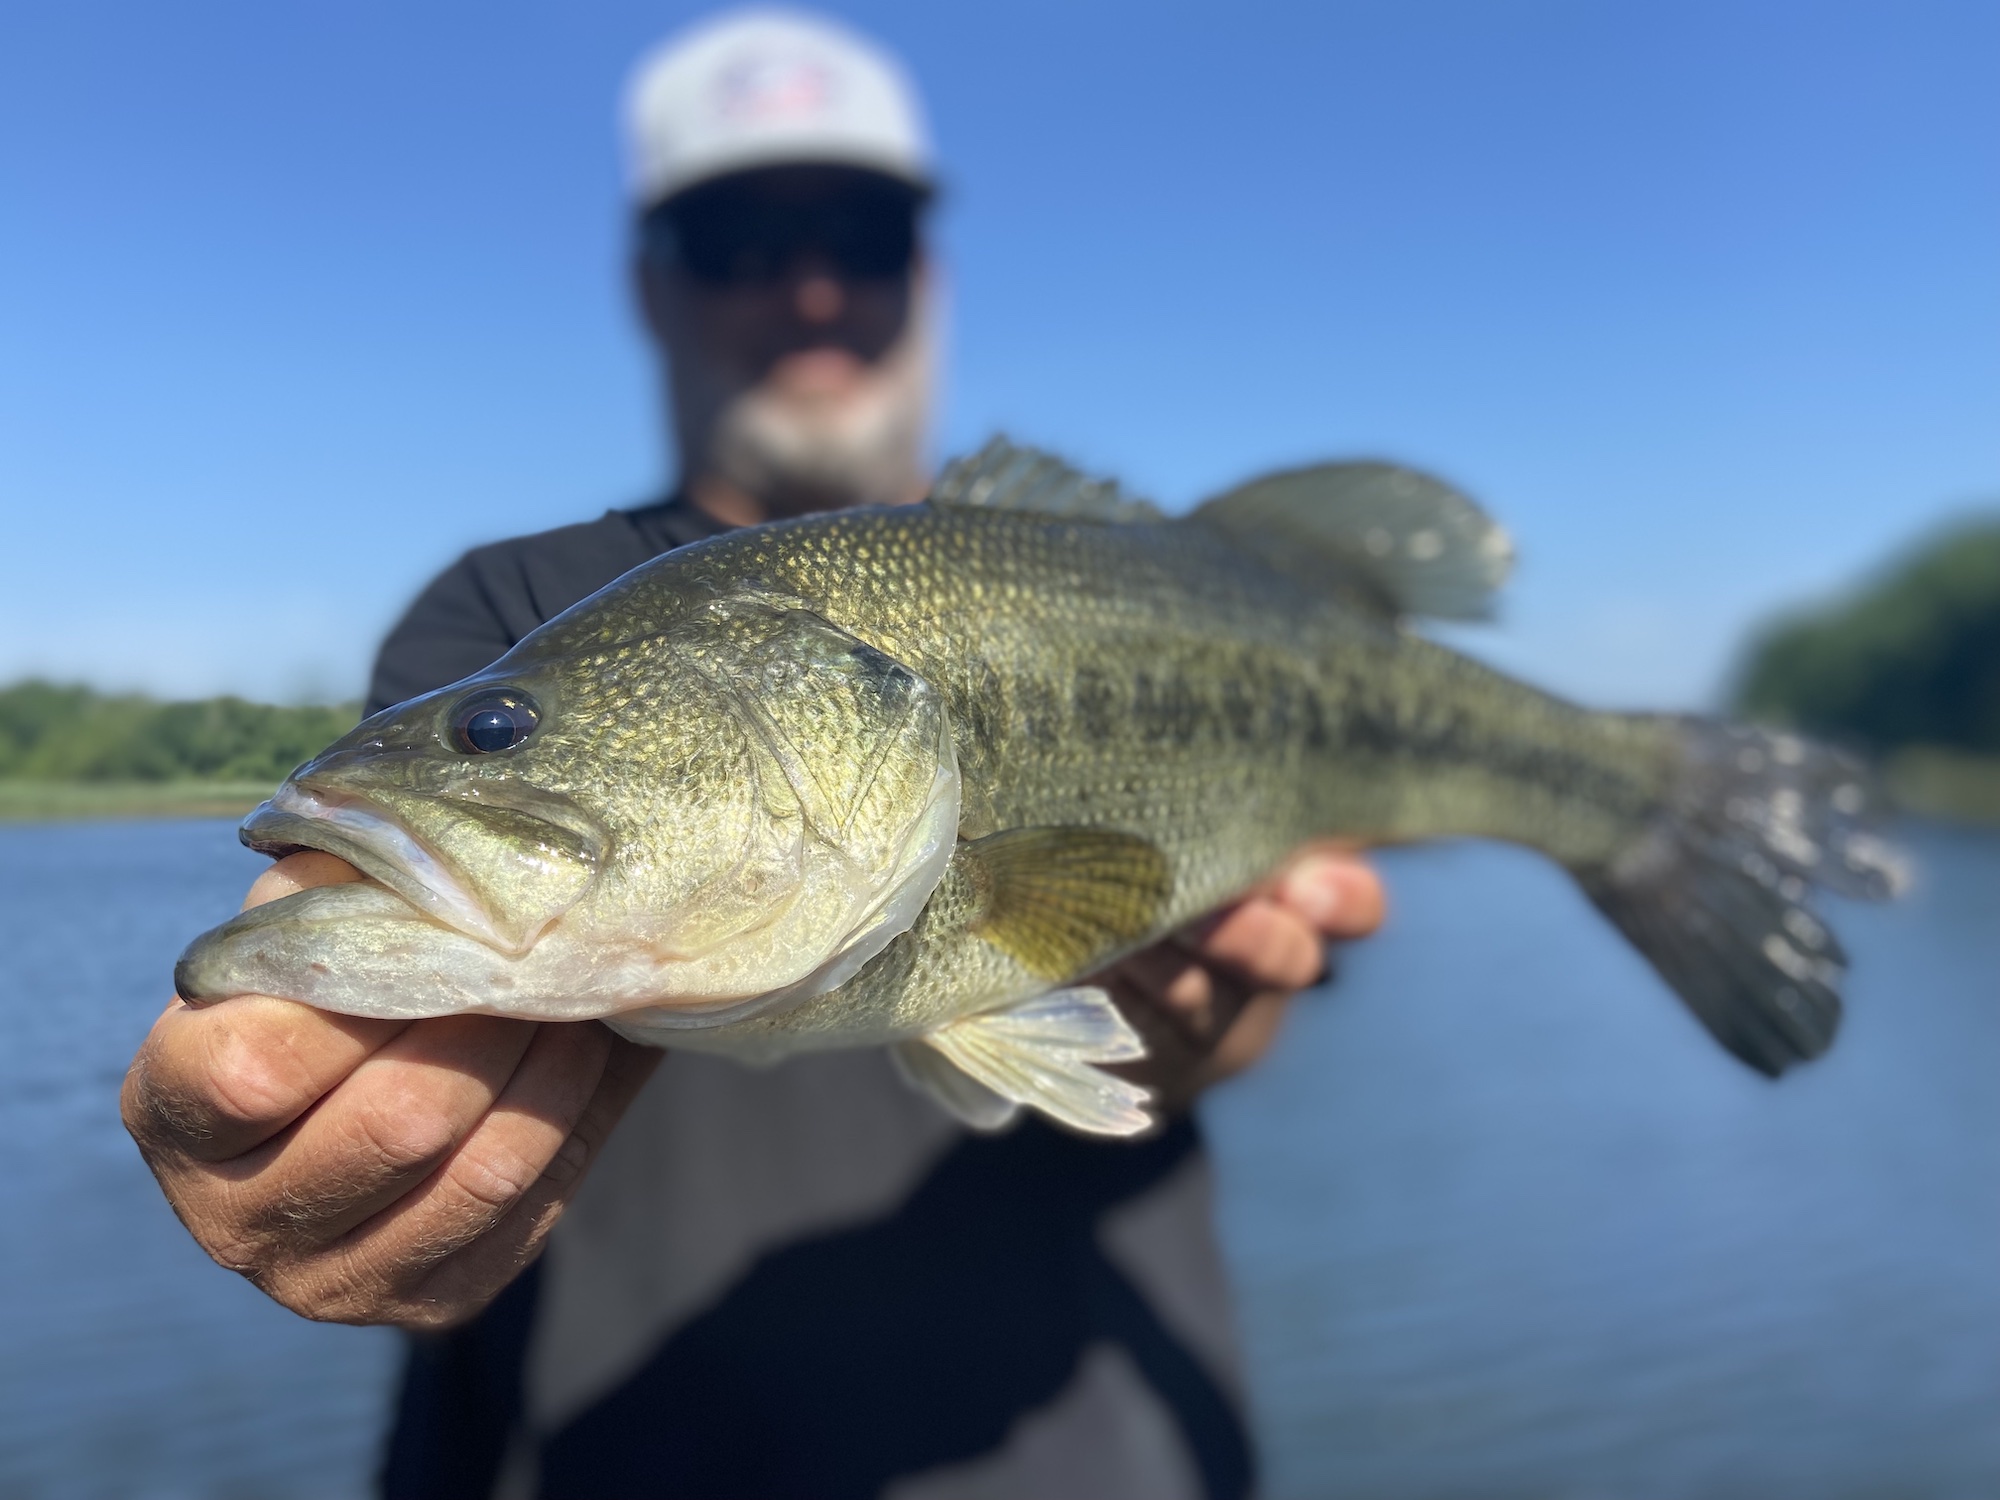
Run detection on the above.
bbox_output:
[712,51,838,124]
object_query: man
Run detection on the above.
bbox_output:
[123,12,1384,1498]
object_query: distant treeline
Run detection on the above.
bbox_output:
[0,681,357,784]
[1732,517,2000,755]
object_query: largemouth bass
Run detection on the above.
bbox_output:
[176,440,1907,1135]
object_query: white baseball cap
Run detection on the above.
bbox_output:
[624,8,935,209]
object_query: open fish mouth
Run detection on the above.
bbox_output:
[240,780,605,955]
[243,784,511,948]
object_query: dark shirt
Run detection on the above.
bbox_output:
[366,500,728,714]
[372,498,1253,1500]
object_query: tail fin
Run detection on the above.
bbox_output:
[1578,721,1909,1076]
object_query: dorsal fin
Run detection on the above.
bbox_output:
[1194,461,1514,621]
[930,437,1164,523]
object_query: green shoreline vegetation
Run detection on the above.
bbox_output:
[0,681,358,822]
[1732,512,2000,826]
[0,778,282,822]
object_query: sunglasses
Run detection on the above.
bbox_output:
[643,177,923,287]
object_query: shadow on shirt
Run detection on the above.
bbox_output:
[381,1116,1252,1500]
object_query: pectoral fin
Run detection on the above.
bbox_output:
[894,986,1154,1137]
[959,826,1172,980]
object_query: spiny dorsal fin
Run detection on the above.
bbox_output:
[895,986,1154,1136]
[930,437,1164,523]
[1195,461,1514,621]
[960,825,1173,979]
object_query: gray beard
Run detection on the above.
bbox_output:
[686,316,933,517]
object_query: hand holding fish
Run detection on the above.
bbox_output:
[122,851,662,1328]
[1103,850,1386,1112]
[125,845,1380,1327]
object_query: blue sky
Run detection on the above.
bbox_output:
[3,0,1995,707]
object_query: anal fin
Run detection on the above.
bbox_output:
[893,986,1155,1137]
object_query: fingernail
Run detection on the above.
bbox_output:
[1282,864,1344,928]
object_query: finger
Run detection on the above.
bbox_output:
[1271,853,1387,941]
[1099,971,1206,1103]
[126,849,397,1163]
[323,1021,616,1268]
[1180,898,1328,993]
[218,1014,543,1253]
[1202,991,1294,1087]
[243,850,366,911]
[124,996,409,1164]
[399,1035,662,1328]
[295,1033,662,1329]
[1102,964,1257,1116]
[1102,943,1217,1020]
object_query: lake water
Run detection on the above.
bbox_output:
[1,818,1995,1499]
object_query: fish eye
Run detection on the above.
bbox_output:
[450,690,540,754]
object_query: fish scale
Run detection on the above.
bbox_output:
[745,504,1655,886]
[663,505,1669,1061]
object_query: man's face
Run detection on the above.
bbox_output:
[638,165,934,517]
